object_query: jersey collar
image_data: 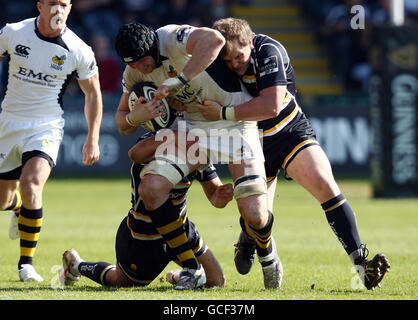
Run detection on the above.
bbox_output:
[34,16,69,51]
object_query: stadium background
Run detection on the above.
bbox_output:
[0,0,417,196]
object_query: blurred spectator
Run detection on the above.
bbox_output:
[404,0,418,23]
[203,0,230,27]
[299,0,341,24]
[371,0,391,24]
[72,0,121,41]
[91,35,122,94]
[372,0,418,25]
[0,0,37,25]
[320,0,372,91]
[120,0,164,28]
[162,0,202,26]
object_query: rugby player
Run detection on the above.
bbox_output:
[0,0,102,282]
[114,22,282,289]
[60,132,230,289]
[197,17,390,290]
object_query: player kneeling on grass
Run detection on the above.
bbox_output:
[60,132,231,289]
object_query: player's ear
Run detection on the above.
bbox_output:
[36,0,42,13]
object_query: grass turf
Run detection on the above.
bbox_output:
[0,177,416,301]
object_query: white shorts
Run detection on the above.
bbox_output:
[0,113,64,174]
[176,119,264,165]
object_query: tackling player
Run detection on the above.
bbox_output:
[0,0,102,281]
[60,132,231,289]
[198,17,390,290]
[114,22,282,289]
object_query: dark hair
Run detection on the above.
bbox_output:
[114,22,158,64]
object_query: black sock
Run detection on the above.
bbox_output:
[322,194,362,261]
[143,199,199,270]
[239,216,256,242]
[78,262,115,286]
[5,192,22,215]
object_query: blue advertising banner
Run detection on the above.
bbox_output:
[49,94,372,177]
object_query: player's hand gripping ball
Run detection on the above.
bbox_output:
[128,82,177,132]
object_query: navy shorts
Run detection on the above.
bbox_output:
[115,216,205,286]
[262,111,319,181]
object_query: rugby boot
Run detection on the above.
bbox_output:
[258,237,284,289]
[234,230,257,275]
[61,248,83,286]
[355,245,391,290]
[18,264,44,282]
[173,264,206,290]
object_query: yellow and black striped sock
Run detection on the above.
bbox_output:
[5,191,22,216]
[18,207,43,269]
[146,199,199,270]
[249,211,274,258]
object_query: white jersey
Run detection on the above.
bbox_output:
[0,17,98,120]
[122,24,264,164]
[122,24,252,125]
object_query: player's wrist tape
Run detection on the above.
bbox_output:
[220,106,236,121]
[177,72,189,84]
[126,113,139,127]
[163,72,190,95]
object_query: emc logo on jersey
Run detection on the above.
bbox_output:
[14,44,31,58]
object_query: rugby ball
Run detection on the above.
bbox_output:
[128,82,176,132]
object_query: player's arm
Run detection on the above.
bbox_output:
[78,73,103,165]
[154,27,225,99]
[200,177,234,208]
[231,84,287,121]
[115,93,135,135]
[115,92,164,135]
[0,56,3,62]
[197,84,287,121]
[167,247,226,288]
[182,27,225,81]
[128,133,172,163]
[128,130,197,164]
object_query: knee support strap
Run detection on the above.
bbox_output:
[233,174,267,200]
[140,154,191,186]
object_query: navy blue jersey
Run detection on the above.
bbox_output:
[243,34,295,96]
[127,132,218,241]
[242,34,300,136]
[240,35,319,180]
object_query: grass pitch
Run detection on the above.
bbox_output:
[0,177,416,301]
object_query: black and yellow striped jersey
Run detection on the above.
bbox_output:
[242,34,301,136]
[126,133,218,241]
